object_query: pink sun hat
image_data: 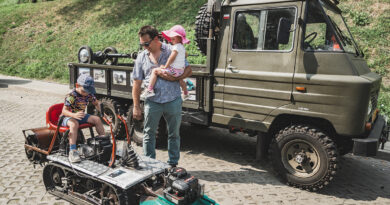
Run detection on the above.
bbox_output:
[162,25,190,44]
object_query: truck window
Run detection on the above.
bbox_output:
[320,0,358,54]
[232,7,296,51]
[303,0,351,52]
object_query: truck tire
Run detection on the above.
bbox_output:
[195,3,212,55]
[103,47,118,65]
[269,125,338,191]
[126,105,168,146]
[100,98,125,139]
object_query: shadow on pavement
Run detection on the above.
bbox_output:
[375,151,390,162]
[318,156,390,201]
[189,168,283,186]
[167,123,390,201]
[0,79,32,88]
[179,123,259,166]
[157,123,278,186]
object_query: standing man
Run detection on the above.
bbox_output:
[131,25,192,167]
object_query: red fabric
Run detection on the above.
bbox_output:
[46,103,94,132]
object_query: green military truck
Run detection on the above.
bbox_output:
[68,0,389,191]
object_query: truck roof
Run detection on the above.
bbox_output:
[222,0,303,7]
[221,0,340,12]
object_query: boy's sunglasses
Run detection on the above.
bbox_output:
[139,39,153,47]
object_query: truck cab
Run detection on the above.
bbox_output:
[210,0,379,137]
[203,0,387,190]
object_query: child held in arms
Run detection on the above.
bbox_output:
[141,25,191,100]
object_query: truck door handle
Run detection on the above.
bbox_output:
[227,64,239,73]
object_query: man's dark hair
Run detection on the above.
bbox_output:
[138,25,158,39]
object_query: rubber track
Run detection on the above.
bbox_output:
[43,162,133,205]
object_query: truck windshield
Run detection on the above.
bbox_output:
[303,0,359,55]
[319,0,359,54]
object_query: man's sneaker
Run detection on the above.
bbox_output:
[182,93,190,101]
[141,89,155,99]
[69,149,81,163]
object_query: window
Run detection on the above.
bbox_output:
[320,0,357,53]
[303,1,338,51]
[232,7,296,51]
[303,0,357,53]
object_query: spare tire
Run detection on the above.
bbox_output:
[98,98,125,139]
[126,104,145,145]
[195,3,213,55]
[126,104,168,146]
[103,47,118,65]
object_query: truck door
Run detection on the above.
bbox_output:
[219,2,301,131]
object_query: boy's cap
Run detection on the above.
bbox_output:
[77,74,96,94]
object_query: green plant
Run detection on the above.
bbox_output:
[350,11,370,26]
[46,35,55,42]
[379,86,390,118]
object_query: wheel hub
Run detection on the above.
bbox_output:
[52,172,61,185]
[295,152,307,164]
[281,140,321,177]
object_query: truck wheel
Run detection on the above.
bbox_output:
[269,125,338,191]
[103,47,118,65]
[126,105,168,146]
[100,98,125,139]
[195,3,213,55]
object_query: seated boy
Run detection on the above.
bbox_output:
[61,74,105,163]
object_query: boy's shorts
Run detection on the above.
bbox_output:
[61,114,91,127]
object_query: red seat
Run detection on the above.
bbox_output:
[46,103,94,133]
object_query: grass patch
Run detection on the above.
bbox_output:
[340,0,390,76]
[0,0,207,82]
[379,85,390,118]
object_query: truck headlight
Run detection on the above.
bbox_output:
[78,46,93,64]
[79,49,90,63]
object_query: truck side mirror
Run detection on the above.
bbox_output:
[277,17,292,45]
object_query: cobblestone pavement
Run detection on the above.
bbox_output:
[0,75,390,205]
